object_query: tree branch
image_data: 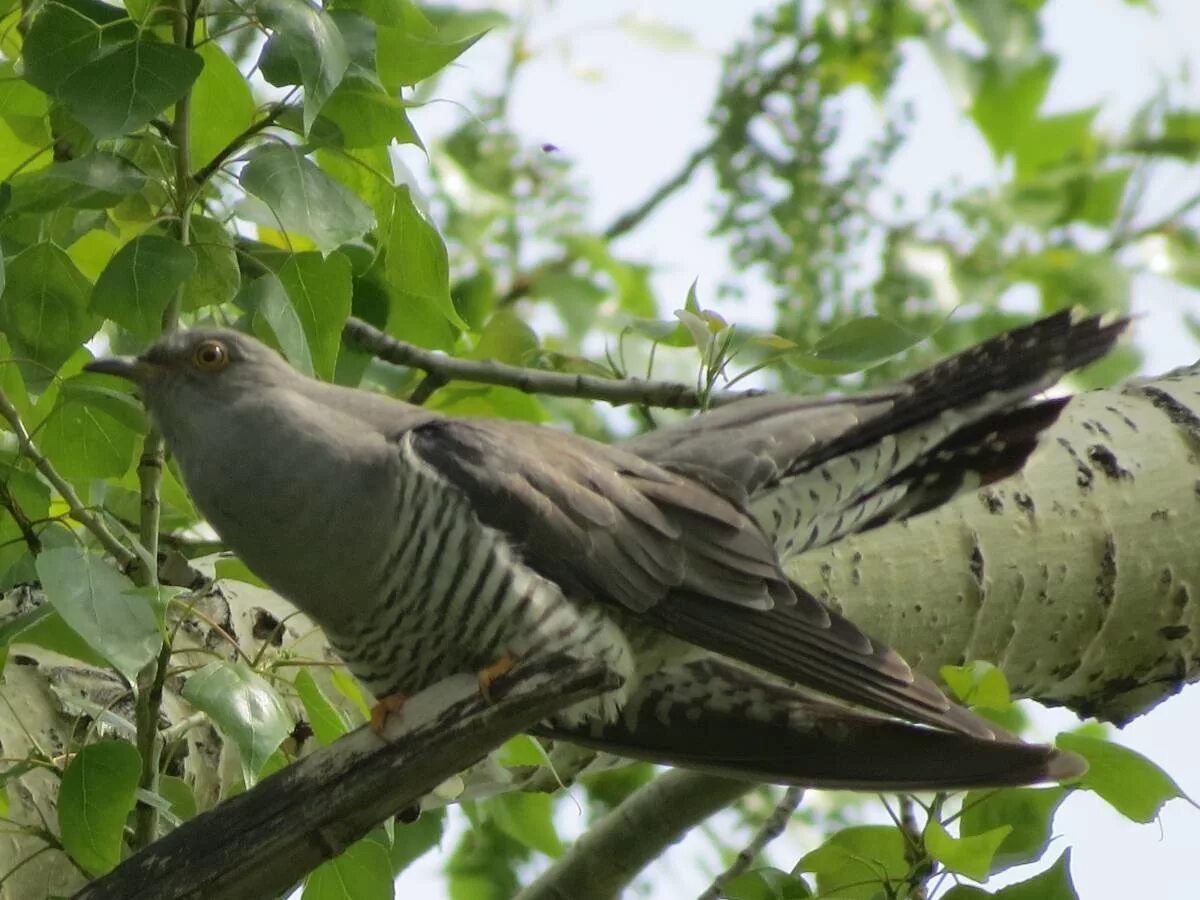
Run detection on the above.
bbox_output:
[515,770,753,900]
[698,787,804,900]
[342,318,763,409]
[76,662,617,900]
[0,390,139,572]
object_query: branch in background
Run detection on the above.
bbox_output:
[76,662,617,900]
[0,481,42,555]
[698,787,805,900]
[0,390,139,572]
[514,770,753,900]
[343,318,763,409]
[190,101,291,187]
[898,794,930,900]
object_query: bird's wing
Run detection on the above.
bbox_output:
[405,416,991,737]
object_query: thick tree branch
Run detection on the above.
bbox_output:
[789,363,1200,723]
[0,390,140,572]
[75,662,617,900]
[515,769,752,900]
[343,317,762,409]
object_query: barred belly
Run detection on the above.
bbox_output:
[325,435,637,725]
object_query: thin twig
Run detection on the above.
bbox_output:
[898,794,930,900]
[130,0,200,852]
[697,787,805,900]
[0,481,41,554]
[343,318,763,409]
[0,390,138,571]
[191,100,292,187]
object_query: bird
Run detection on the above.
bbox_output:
[86,309,1126,790]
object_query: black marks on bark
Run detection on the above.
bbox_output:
[1159,625,1190,640]
[979,489,1004,514]
[1057,437,1094,489]
[1138,385,1200,450]
[1096,533,1117,611]
[251,607,285,646]
[1105,404,1140,432]
[1150,508,1170,522]
[1014,491,1036,518]
[968,532,985,588]
[1087,444,1132,480]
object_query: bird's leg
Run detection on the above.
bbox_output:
[369,693,409,736]
[477,653,515,703]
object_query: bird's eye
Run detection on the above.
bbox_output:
[192,340,229,372]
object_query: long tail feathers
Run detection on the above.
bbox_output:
[537,661,1084,791]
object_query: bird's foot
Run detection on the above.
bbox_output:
[369,693,408,736]
[477,653,515,703]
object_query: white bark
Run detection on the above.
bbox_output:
[788,363,1200,723]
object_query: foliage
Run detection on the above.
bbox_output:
[0,0,1197,897]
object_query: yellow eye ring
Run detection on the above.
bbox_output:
[192,340,229,371]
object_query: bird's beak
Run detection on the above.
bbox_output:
[83,357,162,383]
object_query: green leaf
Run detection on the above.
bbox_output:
[37,392,137,482]
[797,826,909,899]
[275,253,354,381]
[182,661,293,787]
[470,311,538,364]
[0,603,109,669]
[239,145,375,255]
[1014,108,1098,182]
[1076,168,1131,227]
[0,67,52,180]
[0,242,97,380]
[489,792,562,858]
[318,77,422,150]
[616,13,698,52]
[971,55,1056,159]
[21,0,136,94]
[189,41,257,169]
[724,868,813,900]
[58,39,204,139]
[1055,732,1186,822]
[58,740,141,876]
[940,661,1012,709]
[376,2,487,91]
[294,669,350,745]
[182,215,241,311]
[992,850,1077,899]
[925,818,1011,881]
[784,316,931,375]
[5,152,150,215]
[391,808,444,875]
[303,835,394,900]
[246,272,312,375]
[255,0,350,132]
[960,787,1067,872]
[35,538,160,680]
[214,556,268,589]
[157,774,197,822]
[497,735,546,768]
[385,185,467,330]
[90,235,196,339]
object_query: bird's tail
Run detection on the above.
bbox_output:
[535,660,1083,791]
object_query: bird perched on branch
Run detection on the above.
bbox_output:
[88,310,1125,789]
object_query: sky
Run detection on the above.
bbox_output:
[396,1,1200,897]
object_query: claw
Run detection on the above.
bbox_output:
[477,654,515,702]
[369,693,408,736]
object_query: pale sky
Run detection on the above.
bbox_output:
[396,1,1200,897]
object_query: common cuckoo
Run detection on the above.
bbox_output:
[87,310,1125,789]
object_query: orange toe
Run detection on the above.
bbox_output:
[477,654,515,703]
[369,693,408,736]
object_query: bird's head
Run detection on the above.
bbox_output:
[84,328,298,427]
